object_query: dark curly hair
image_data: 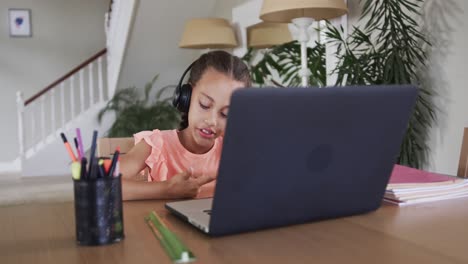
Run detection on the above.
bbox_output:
[179,50,251,130]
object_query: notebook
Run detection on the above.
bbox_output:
[385,165,468,205]
[387,165,464,188]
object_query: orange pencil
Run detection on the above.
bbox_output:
[60,133,77,162]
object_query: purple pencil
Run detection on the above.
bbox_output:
[76,128,85,159]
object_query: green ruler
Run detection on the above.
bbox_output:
[145,211,196,263]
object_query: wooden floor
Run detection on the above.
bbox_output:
[0,173,72,207]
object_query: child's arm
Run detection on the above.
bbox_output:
[122,172,215,200]
[120,140,150,180]
[119,140,215,200]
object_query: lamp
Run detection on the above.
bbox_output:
[247,22,293,49]
[260,0,348,87]
[179,18,238,49]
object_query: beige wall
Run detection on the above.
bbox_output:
[117,0,217,97]
[0,0,108,161]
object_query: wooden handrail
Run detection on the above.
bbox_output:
[24,48,107,106]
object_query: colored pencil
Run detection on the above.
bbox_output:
[60,132,77,162]
[88,130,98,178]
[73,137,81,159]
[80,157,87,180]
[108,147,120,177]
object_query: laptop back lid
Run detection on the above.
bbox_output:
[209,85,418,236]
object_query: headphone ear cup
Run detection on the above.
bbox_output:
[178,83,192,113]
[172,85,181,108]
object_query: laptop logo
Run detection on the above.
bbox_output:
[306,144,333,172]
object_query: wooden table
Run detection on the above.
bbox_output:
[1,198,468,264]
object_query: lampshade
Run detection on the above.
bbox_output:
[247,22,293,49]
[179,18,238,49]
[260,0,348,22]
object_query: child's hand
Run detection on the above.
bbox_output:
[166,171,215,198]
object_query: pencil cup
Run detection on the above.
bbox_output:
[73,175,125,246]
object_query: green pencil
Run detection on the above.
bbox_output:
[145,211,195,263]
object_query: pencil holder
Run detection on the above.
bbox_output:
[73,174,125,246]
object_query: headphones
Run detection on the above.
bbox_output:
[172,61,197,114]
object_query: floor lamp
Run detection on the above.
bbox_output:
[260,0,348,87]
[247,22,292,86]
[247,22,292,49]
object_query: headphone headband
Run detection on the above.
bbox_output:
[177,60,196,91]
[173,60,197,113]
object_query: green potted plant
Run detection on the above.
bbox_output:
[98,75,181,137]
[243,0,435,169]
[325,0,434,168]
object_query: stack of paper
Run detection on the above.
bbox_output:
[384,165,468,206]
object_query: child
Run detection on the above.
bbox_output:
[120,50,252,200]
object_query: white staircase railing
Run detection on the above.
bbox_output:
[13,0,137,176]
[16,49,108,160]
[105,0,138,97]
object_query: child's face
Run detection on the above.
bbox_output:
[187,67,246,150]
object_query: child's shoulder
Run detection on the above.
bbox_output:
[133,129,177,148]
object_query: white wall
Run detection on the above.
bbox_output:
[424,0,468,175]
[214,0,250,20]
[214,0,468,175]
[0,0,108,162]
[117,0,217,97]
[339,0,468,175]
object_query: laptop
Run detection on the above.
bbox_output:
[166,85,418,236]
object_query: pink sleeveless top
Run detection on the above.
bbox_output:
[134,129,222,198]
